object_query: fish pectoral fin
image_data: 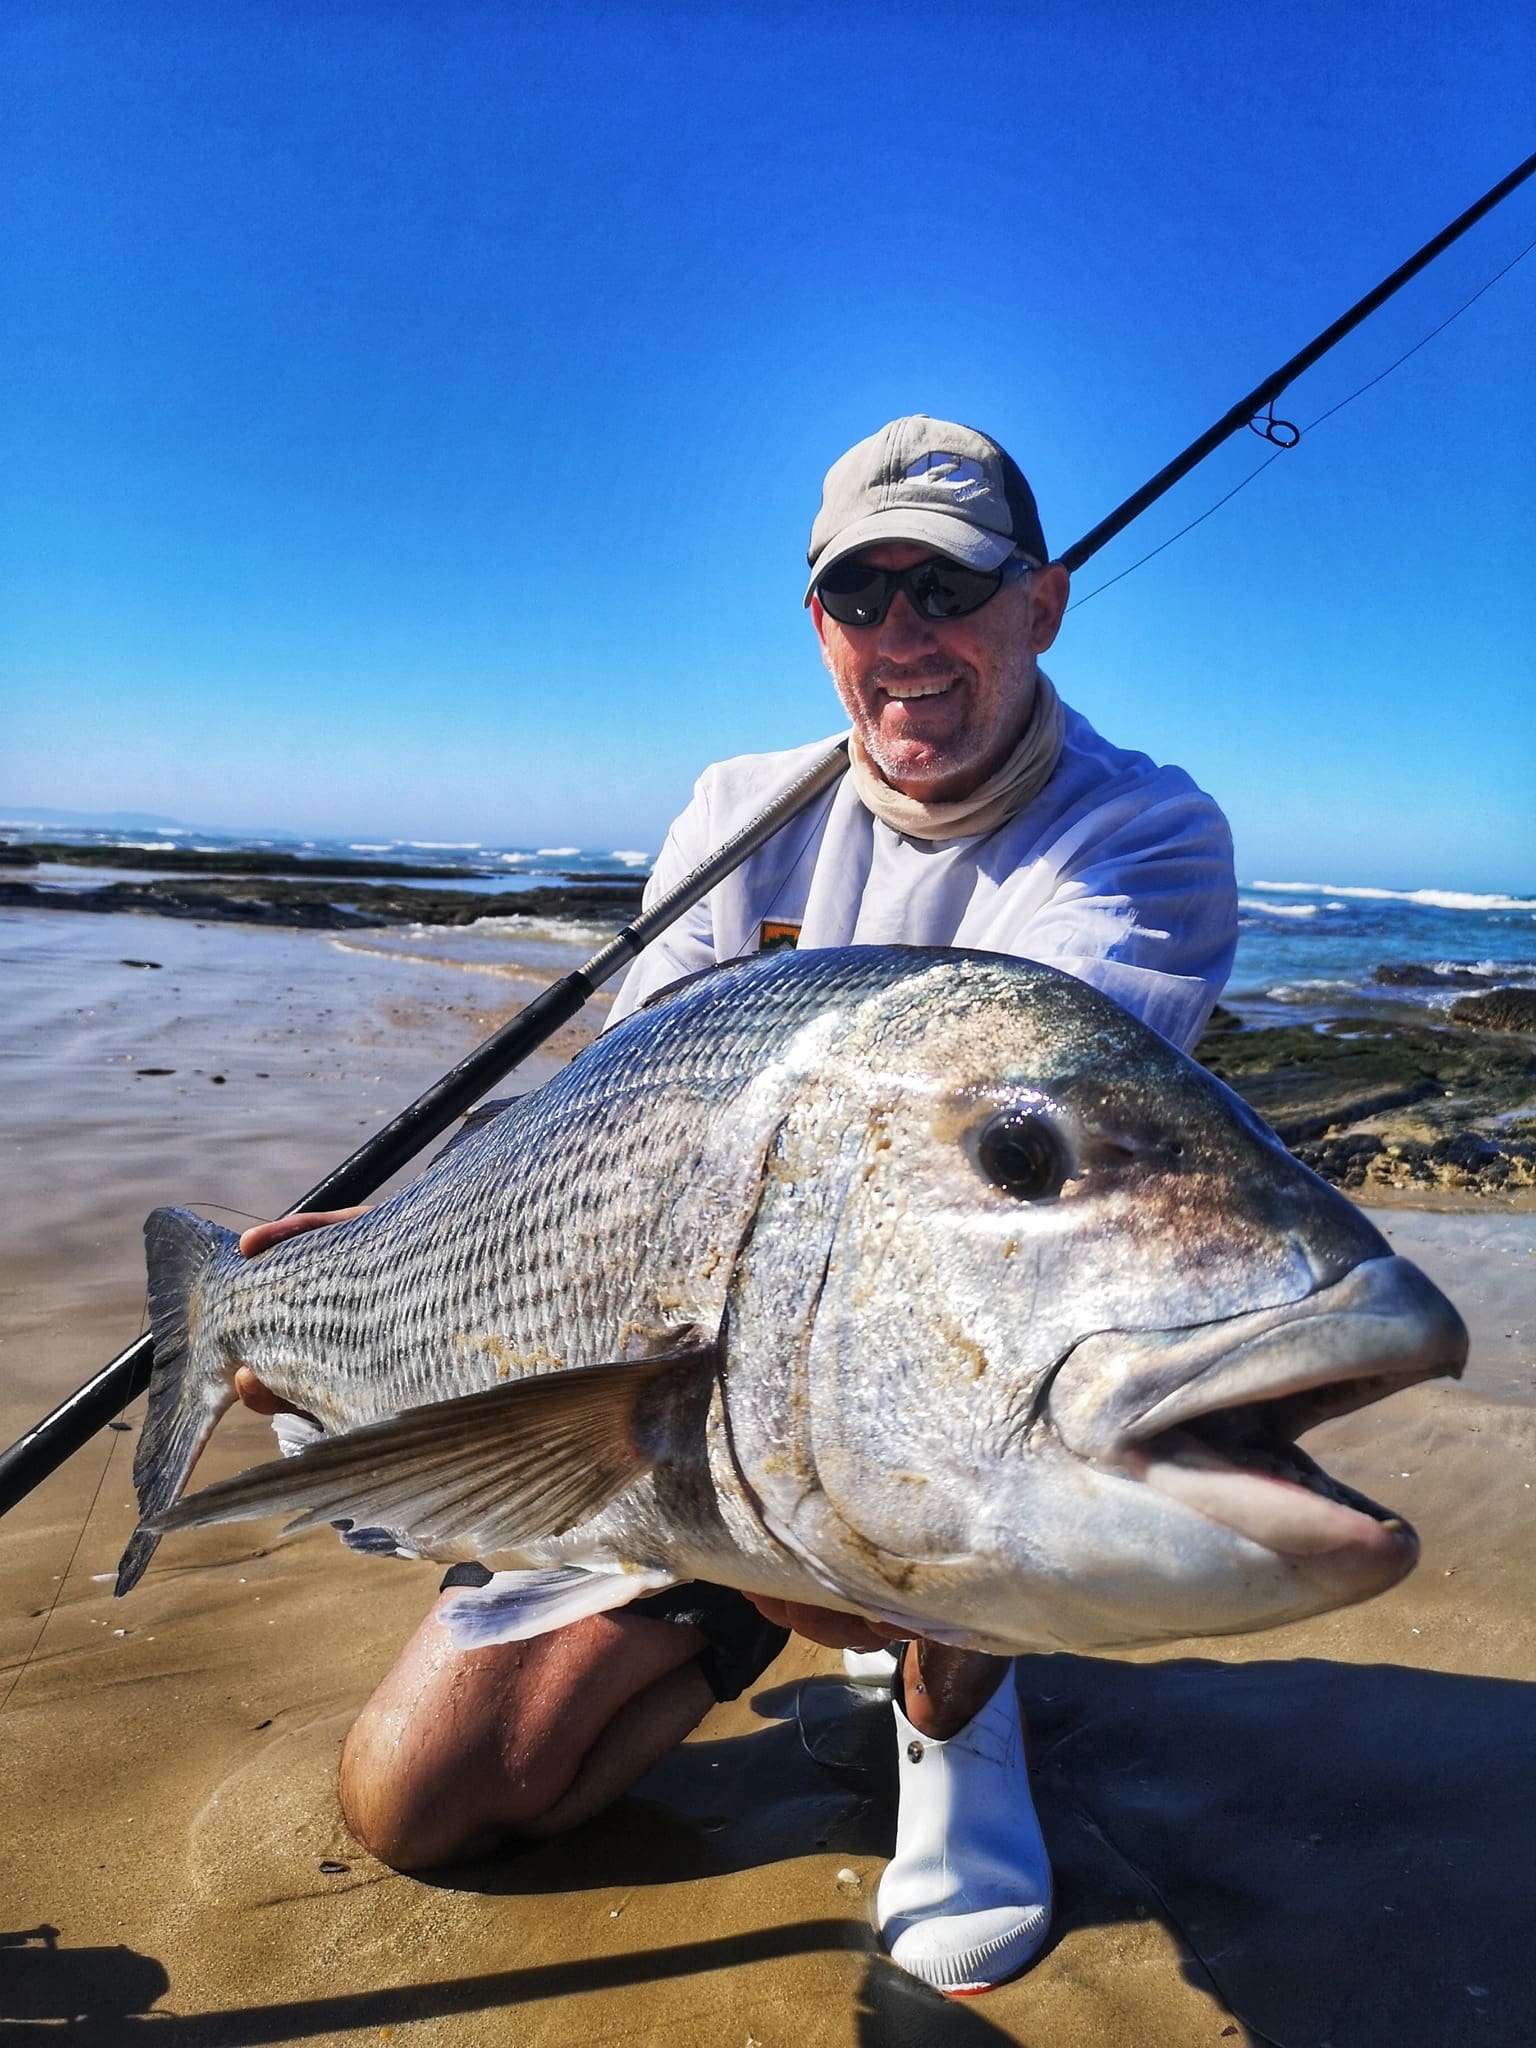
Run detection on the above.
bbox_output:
[438,1565,679,1649]
[145,1347,716,1554]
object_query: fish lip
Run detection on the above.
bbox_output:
[1045,1255,1467,1565]
[1050,1255,1468,1463]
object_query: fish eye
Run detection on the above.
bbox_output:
[975,1111,1068,1201]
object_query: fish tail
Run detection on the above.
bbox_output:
[115,1208,241,1595]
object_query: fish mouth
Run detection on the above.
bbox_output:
[1048,1255,1468,1566]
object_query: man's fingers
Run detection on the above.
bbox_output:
[237,1206,369,1259]
[232,1211,363,1420]
[232,1365,313,1421]
[747,1595,891,1653]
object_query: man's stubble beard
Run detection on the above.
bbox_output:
[852,652,1038,796]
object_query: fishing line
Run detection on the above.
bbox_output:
[1067,231,1536,614]
[0,1417,125,1724]
[0,1281,155,1722]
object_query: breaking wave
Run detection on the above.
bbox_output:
[1248,880,1536,912]
[463,913,611,945]
[1238,897,1319,919]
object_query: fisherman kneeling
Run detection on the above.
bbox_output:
[237,416,1237,1994]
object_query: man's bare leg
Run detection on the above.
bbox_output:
[339,1596,715,1869]
[900,1641,1014,1739]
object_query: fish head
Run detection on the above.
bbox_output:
[728,953,1468,1652]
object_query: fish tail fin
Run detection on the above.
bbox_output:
[116,1208,241,1595]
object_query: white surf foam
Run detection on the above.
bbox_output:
[536,846,581,858]
[464,913,611,945]
[1248,880,1536,912]
[1238,897,1318,919]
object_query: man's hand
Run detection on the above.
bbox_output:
[237,1207,369,1259]
[230,1208,366,1418]
[745,1595,892,1654]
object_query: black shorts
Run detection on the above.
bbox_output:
[437,1565,789,1704]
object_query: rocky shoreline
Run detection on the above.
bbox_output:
[1196,1006,1536,1202]
[0,839,490,880]
[0,842,647,930]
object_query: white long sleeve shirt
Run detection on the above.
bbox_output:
[608,705,1238,1053]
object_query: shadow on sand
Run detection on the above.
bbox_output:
[8,1655,1532,2046]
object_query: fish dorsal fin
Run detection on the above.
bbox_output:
[432,1094,524,1160]
[146,1347,715,1558]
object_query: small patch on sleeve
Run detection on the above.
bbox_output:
[759,920,801,953]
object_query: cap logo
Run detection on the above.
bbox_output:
[902,451,990,503]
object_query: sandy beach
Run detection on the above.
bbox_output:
[3,908,1533,2047]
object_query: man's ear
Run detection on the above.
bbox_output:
[809,592,835,672]
[1027,563,1071,653]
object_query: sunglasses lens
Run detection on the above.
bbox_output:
[908,561,1000,618]
[816,556,1009,626]
[815,565,891,627]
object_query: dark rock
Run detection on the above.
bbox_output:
[1198,1003,1244,1037]
[1449,988,1536,1033]
[1199,1014,1536,1197]
[1,841,491,881]
[1374,961,1488,988]
[0,871,644,931]
[119,958,162,969]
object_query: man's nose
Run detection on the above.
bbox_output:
[875,590,940,658]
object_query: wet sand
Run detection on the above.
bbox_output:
[2,909,1533,2047]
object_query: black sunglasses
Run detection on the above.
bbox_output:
[815,552,1035,629]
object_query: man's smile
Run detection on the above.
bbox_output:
[881,677,958,702]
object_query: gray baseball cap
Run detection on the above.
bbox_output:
[804,415,1048,604]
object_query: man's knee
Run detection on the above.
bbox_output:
[334,1604,711,1869]
[337,1693,561,1869]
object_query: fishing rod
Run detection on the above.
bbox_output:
[2,150,1532,1518]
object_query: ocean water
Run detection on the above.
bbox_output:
[1229,880,1536,1027]
[5,815,1533,1032]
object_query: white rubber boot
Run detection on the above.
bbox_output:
[842,1643,901,1687]
[876,1665,1052,1994]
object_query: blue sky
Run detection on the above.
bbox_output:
[3,2,1533,890]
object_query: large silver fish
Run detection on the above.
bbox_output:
[118,947,1467,1655]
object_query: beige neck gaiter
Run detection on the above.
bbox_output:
[845,670,1066,843]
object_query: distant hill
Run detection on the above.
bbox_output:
[0,804,193,831]
[0,804,298,839]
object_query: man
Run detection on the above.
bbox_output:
[238,416,1237,1995]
